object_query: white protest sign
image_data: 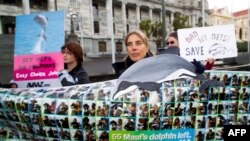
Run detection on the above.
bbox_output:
[177,24,237,61]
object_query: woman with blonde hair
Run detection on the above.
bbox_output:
[112,30,154,77]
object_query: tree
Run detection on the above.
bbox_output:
[139,19,152,38]
[139,20,163,49]
[151,21,163,49]
[173,12,190,31]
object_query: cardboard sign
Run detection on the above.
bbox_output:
[14,11,65,88]
[178,24,237,61]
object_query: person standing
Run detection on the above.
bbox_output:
[112,30,154,77]
[164,31,214,73]
[58,42,90,86]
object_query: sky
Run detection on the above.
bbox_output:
[208,0,249,12]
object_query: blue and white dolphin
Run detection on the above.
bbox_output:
[111,54,224,100]
[32,29,46,54]
[34,14,48,31]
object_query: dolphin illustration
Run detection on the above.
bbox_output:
[34,14,48,31]
[32,29,46,54]
[111,54,224,100]
[209,43,226,57]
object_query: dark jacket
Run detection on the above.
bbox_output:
[159,47,207,74]
[58,65,90,86]
[112,52,153,78]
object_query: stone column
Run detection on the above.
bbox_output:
[189,15,192,27]
[106,0,112,37]
[160,10,162,22]
[136,4,140,28]
[170,11,174,26]
[48,0,55,11]
[170,11,174,32]
[89,0,94,36]
[22,0,30,14]
[122,1,127,36]
[149,7,153,21]
[192,14,196,27]
[0,18,2,34]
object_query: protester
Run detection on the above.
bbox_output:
[58,42,90,86]
[112,30,154,77]
[9,80,18,88]
[163,31,214,73]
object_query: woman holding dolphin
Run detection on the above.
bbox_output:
[112,30,154,77]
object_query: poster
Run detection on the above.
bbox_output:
[14,11,65,88]
[0,70,249,140]
[178,24,237,61]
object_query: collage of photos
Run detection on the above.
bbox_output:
[0,71,249,140]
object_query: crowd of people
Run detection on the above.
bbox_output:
[0,29,215,89]
[55,29,215,87]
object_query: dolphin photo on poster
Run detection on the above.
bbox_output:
[13,11,65,88]
[14,11,65,55]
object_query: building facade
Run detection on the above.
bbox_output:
[207,7,231,26]
[207,7,249,42]
[233,9,249,42]
[0,0,208,57]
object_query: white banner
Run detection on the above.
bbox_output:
[178,24,237,61]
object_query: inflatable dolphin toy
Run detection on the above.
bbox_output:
[111,54,224,100]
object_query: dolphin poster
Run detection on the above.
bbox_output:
[14,11,65,88]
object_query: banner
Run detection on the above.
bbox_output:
[0,70,249,140]
[14,11,65,88]
[178,24,237,61]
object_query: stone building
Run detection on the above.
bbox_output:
[0,0,207,83]
[207,7,231,26]
[207,7,249,42]
[233,9,249,42]
[0,0,208,57]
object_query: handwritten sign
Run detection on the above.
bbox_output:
[178,24,237,61]
[13,53,63,87]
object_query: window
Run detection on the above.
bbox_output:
[1,16,15,34]
[126,7,129,19]
[113,23,115,34]
[99,42,107,52]
[70,0,77,7]
[93,3,99,17]
[112,3,115,17]
[239,28,242,40]
[126,24,129,33]
[30,0,48,10]
[94,21,100,34]
[2,0,16,4]
[116,42,123,52]
[72,15,80,31]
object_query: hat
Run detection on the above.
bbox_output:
[9,79,16,84]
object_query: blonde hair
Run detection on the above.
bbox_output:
[124,30,150,50]
[123,30,152,61]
